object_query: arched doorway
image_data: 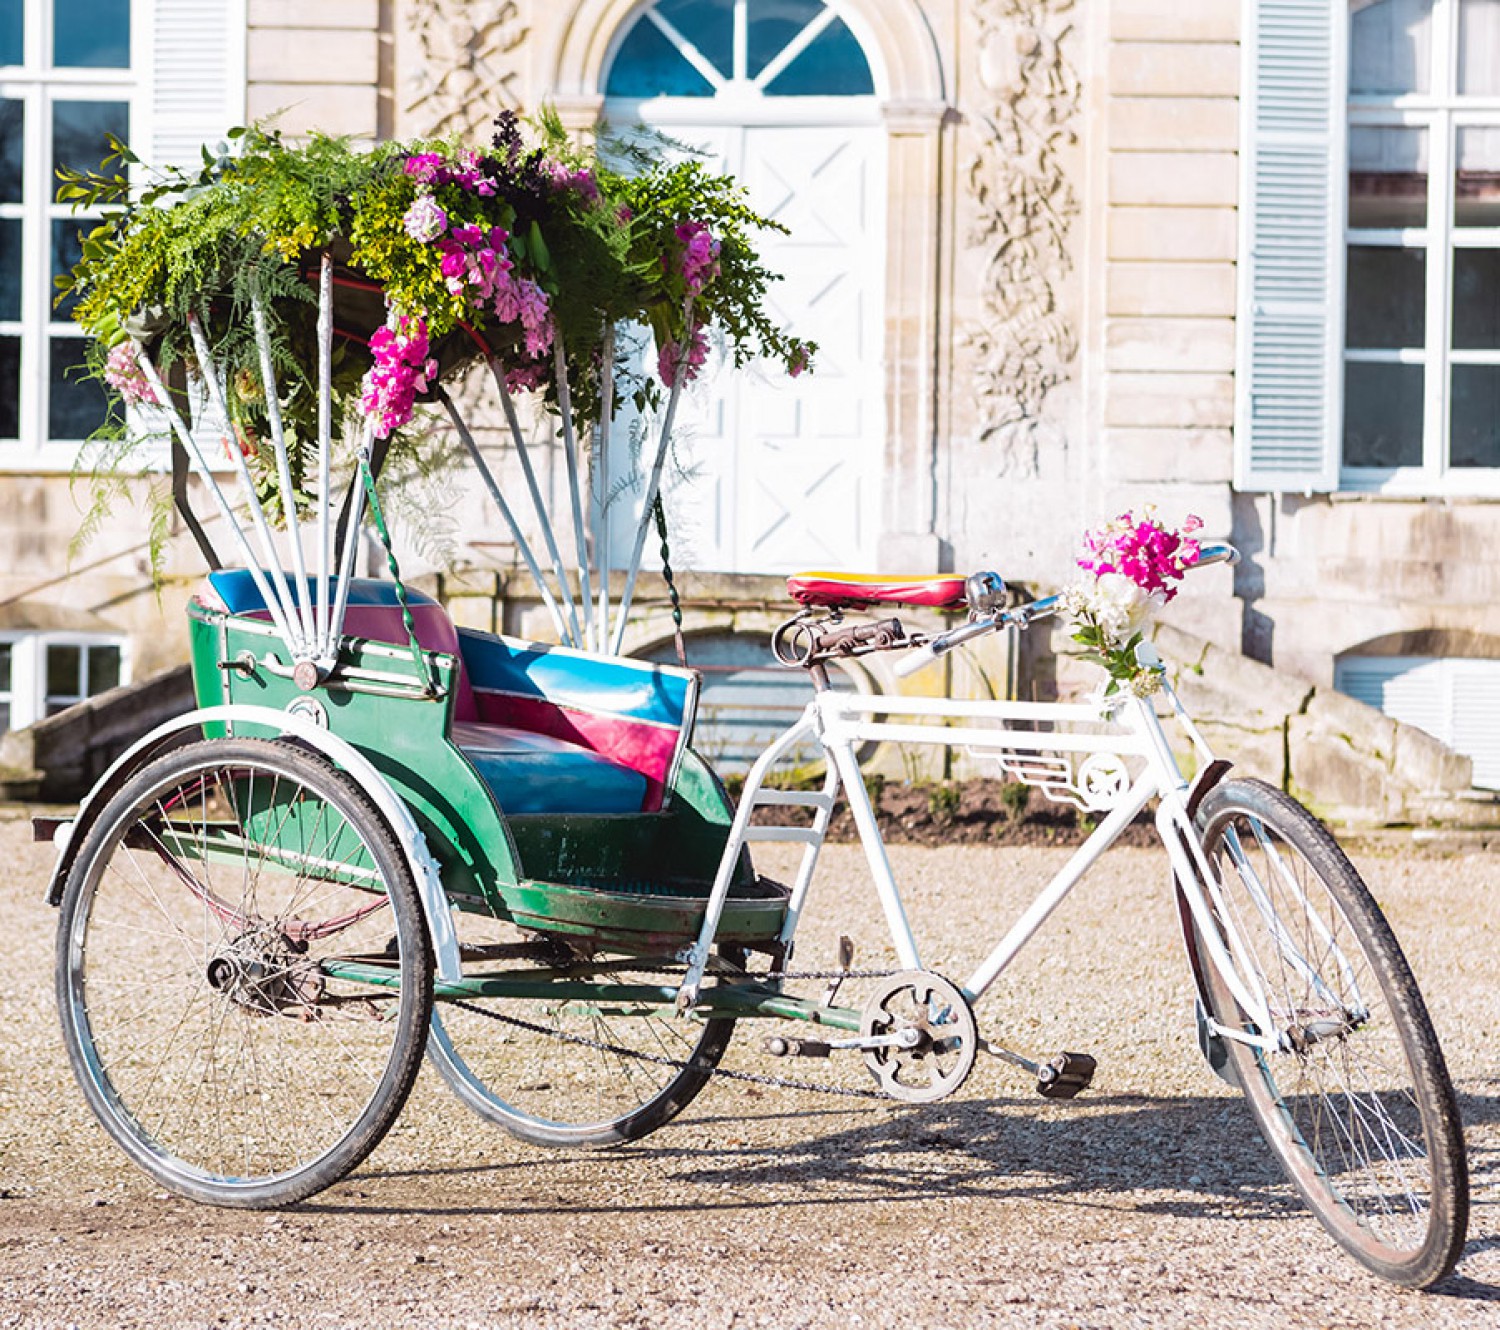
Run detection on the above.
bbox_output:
[601,0,887,574]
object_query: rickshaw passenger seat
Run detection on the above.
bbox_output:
[198,573,697,817]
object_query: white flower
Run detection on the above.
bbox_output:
[1072,572,1163,644]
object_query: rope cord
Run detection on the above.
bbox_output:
[652,492,688,668]
[357,456,438,695]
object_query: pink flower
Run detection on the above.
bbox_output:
[674,220,721,295]
[103,342,158,406]
[403,153,445,184]
[505,359,549,394]
[659,322,708,388]
[788,342,811,378]
[360,315,434,438]
[1076,509,1203,603]
[402,195,448,242]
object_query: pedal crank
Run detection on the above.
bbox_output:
[978,1039,1097,1099]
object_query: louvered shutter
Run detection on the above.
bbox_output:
[1234,0,1345,492]
[150,0,245,172]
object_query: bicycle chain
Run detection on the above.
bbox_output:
[448,965,905,1102]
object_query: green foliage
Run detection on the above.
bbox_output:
[59,113,815,570]
[999,780,1031,820]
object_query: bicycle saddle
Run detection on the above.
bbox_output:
[785,571,968,610]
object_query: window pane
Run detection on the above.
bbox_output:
[1348,126,1428,229]
[748,0,824,79]
[49,337,107,438]
[1453,249,1500,348]
[0,335,17,437]
[0,98,21,203]
[1343,361,1424,467]
[1,0,19,67]
[46,644,80,699]
[1451,365,1500,467]
[52,100,127,180]
[1350,0,1434,95]
[1346,247,1426,348]
[51,218,85,320]
[0,217,19,320]
[0,702,10,734]
[87,644,120,695]
[1455,126,1500,228]
[53,0,129,69]
[764,17,874,96]
[659,0,732,79]
[605,15,715,97]
[1458,0,1500,94]
[0,641,10,690]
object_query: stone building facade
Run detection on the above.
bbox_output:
[2,1,1497,804]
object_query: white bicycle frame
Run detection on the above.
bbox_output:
[678,670,1298,1057]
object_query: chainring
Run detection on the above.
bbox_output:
[859,970,977,1103]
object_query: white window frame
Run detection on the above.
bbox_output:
[1342,0,1500,496]
[1236,0,1500,497]
[0,0,245,472]
[1,0,144,468]
[0,629,130,732]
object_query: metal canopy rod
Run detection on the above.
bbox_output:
[611,297,694,655]
[250,295,315,651]
[552,337,595,650]
[315,252,335,659]
[185,314,307,657]
[132,341,300,652]
[436,386,571,643]
[593,322,616,650]
[488,358,583,647]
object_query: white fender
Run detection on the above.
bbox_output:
[50,704,461,982]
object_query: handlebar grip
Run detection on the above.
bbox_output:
[893,642,942,679]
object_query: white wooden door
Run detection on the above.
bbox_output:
[608,122,886,575]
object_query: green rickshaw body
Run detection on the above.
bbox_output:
[185,596,786,950]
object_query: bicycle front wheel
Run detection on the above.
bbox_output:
[55,738,434,1207]
[1190,778,1467,1287]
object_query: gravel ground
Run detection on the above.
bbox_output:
[1,803,1497,1329]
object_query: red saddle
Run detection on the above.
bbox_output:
[785,571,968,611]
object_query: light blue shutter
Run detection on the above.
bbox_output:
[150,0,245,172]
[1234,0,1346,492]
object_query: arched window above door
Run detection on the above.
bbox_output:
[604,0,875,99]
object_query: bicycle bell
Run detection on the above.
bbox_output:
[964,570,1006,616]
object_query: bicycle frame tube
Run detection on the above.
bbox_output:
[681,682,1284,1047]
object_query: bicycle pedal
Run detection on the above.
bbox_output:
[1036,1051,1096,1099]
[763,1035,831,1059]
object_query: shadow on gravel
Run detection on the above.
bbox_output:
[319,1092,1297,1220]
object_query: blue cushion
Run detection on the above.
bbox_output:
[450,721,649,817]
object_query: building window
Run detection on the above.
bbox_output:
[1344,0,1500,489]
[0,631,127,734]
[0,0,136,464]
[1336,652,1500,788]
[605,0,875,102]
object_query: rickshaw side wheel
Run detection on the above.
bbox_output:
[55,737,435,1207]
[427,936,744,1149]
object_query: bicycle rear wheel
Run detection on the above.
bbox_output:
[55,738,434,1207]
[1190,778,1467,1287]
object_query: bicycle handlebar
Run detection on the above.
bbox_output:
[892,543,1238,679]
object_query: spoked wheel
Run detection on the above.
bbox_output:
[55,738,434,1207]
[427,912,738,1148]
[1190,778,1468,1287]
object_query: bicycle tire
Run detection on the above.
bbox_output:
[427,914,737,1149]
[55,738,434,1207]
[1188,777,1467,1287]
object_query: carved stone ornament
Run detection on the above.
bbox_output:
[403,0,531,139]
[962,0,1080,476]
